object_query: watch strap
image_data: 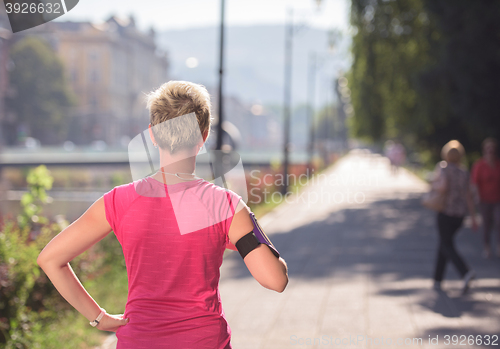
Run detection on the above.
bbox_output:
[90,308,106,327]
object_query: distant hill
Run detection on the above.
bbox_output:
[157,25,351,106]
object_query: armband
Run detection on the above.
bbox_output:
[235,232,260,259]
[235,213,280,259]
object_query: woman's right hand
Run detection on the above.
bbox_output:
[96,313,130,332]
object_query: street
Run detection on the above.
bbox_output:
[220,150,500,349]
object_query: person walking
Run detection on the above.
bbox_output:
[471,138,500,258]
[432,140,477,294]
[37,81,288,348]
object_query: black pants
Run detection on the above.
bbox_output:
[433,212,470,282]
[479,202,500,248]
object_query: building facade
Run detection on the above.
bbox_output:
[34,16,169,147]
[0,10,11,148]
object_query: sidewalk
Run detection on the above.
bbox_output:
[220,150,499,349]
[100,150,500,349]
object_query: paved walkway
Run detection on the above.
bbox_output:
[99,150,500,349]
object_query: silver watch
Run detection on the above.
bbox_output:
[90,308,106,327]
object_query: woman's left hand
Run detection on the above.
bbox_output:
[95,313,130,332]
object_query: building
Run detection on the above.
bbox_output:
[0,9,11,148]
[33,15,169,146]
[206,87,282,152]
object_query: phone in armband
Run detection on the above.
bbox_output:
[235,213,280,259]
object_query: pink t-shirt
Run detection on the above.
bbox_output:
[471,158,500,203]
[103,176,241,349]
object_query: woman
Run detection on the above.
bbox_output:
[471,137,500,258]
[432,140,477,294]
[37,81,288,348]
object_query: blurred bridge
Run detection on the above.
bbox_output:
[0,147,309,168]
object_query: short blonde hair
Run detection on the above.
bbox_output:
[146,81,212,153]
[441,140,465,163]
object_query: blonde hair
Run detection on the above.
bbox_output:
[146,81,212,153]
[441,140,465,164]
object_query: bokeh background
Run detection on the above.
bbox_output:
[0,0,499,348]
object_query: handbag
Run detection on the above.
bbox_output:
[421,189,446,211]
[421,162,447,211]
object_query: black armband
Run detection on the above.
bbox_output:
[235,213,280,259]
[235,232,261,259]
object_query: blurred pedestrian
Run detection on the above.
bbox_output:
[432,140,477,294]
[384,140,396,173]
[471,137,500,259]
[384,140,406,175]
[392,141,406,173]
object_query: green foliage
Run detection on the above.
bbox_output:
[314,103,338,141]
[349,0,500,162]
[7,36,76,145]
[111,172,128,187]
[420,1,500,151]
[0,218,126,348]
[0,166,127,348]
[350,0,437,141]
[18,165,53,230]
[0,220,61,348]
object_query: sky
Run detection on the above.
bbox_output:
[58,0,350,32]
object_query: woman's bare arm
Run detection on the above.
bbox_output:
[228,201,288,293]
[37,197,129,331]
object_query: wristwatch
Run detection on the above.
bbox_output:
[90,308,106,327]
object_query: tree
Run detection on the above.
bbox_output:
[7,36,75,145]
[349,0,438,141]
[349,0,500,160]
[421,1,500,151]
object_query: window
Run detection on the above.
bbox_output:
[89,93,98,108]
[89,69,100,83]
[71,68,78,82]
[89,50,99,61]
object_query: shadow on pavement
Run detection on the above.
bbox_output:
[224,194,500,319]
